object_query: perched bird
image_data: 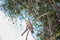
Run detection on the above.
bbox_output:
[21,20,34,36]
[25,20,34,33]
[21,12,49,36]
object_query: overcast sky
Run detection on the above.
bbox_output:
[0,10,35,40]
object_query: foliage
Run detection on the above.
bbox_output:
[1,0,60,40]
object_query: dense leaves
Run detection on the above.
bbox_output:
[1,0,60,40]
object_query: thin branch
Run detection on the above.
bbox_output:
[26,31,29,40]
[32,12,49,24]
[31,33,36,40]
[21,28,28,36]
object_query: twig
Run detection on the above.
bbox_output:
[31,33,36,40]
[21,28,28,36]
[32,12,49,24]
[26,31,29,40]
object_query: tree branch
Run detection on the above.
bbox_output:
[21,28,28,36]
[31,33,36,40]
[26,31,29,40]
[32,12,49,24]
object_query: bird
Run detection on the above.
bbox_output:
[21,20,34,36]
[25,20,34,33]
[21,12,49,36]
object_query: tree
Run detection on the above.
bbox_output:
[1,0,60,40]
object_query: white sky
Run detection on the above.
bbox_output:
[0,10,35,40]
